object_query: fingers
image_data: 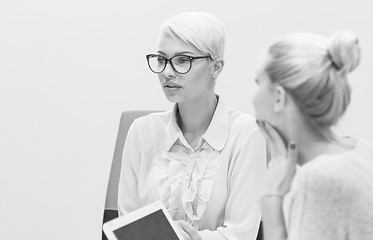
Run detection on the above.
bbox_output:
[176,220,201,240]
[262,122,287,156]
[178,220,195,232]
[257,120,286,156]
[256,120,275,155]
[174,221,190,240]
[287,141,298,164]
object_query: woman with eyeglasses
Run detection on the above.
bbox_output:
[118,12,267,240]
[253,31,373,240]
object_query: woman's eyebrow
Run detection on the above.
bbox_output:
[157,50,166,55]
[156,50,195,56]
[175,51,194,55]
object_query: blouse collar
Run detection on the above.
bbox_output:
[165,96,230,151]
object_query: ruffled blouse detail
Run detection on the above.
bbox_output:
[159,145,222,222]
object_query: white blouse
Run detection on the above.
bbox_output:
[118,98,267,240]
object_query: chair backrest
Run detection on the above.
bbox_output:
[104,110,158,210]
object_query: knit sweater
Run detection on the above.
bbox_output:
[283,138,373,240]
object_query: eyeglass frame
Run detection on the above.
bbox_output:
[145,54,213,74]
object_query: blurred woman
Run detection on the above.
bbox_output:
[253,31,373,240]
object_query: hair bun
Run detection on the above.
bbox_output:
[328,31,361,73]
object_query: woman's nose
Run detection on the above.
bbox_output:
[162,61,176,78]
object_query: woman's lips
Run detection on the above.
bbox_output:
[164,82,181,88]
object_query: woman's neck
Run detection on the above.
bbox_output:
[284,122,356,165]
[294,135,331,165]
[177,94,218,139]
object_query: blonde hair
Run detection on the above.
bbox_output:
[265,31,361,139]
[159,12,226,60]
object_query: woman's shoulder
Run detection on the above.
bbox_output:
[300,137,373,171]
[132,110,171,127]
[355,137,373,159]
[297,144,373,195]
[126,111,172,140]
[226,108,258,131]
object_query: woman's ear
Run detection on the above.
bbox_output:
[212,59,224,79]
[274,85,286,112]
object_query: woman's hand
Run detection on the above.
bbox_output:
[257,121,298,197]
[175,220,202,240]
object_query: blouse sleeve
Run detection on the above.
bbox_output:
[199,128,267,240]
[117,119,142,216]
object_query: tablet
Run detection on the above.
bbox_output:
[103,200,185,240]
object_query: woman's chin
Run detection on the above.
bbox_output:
[164,94,179,103]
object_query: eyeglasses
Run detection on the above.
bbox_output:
[146,54,212,74]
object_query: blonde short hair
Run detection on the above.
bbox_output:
[159,12,225,60]
[265,31,361,139]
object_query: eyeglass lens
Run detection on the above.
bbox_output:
[147,55,191,74]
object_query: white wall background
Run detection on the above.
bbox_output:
[1,1,372,239]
